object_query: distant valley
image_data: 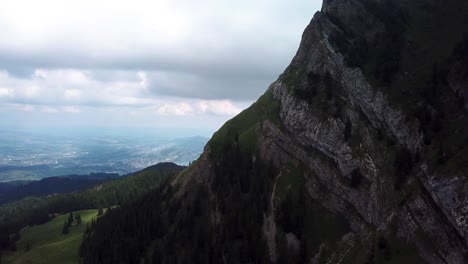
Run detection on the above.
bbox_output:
[0,130,207,182]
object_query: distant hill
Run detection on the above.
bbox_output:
[0,173,119,205]
[0,162,184,252]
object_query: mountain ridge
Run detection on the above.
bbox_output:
[81,0,468,263]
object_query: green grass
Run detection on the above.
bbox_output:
[208,89,281,157]
[280,64,306,89]
[238,125,258,154]
[174,158,200,184]
[3,209,98,264]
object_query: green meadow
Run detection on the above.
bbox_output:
[3,209,98,264]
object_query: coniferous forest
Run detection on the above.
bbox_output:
[0,163,183,253]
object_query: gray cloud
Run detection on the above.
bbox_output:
[0,0,321,101]
[0,0,322,131]
[0,40,293,100]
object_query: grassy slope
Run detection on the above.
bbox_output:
[3,209,98,264]
[208,89,281,157]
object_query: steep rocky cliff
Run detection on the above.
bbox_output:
[82,0,468,263]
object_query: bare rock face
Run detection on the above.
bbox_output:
[175,0,468,263]
[261,1,468,261]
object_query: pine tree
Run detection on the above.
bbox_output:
[98,207,104,216]
[62,220,69,234]
[106,205,112,215]
[68,212,74,226]
[76,214,82,225]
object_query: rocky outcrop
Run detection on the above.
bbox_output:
[174,0,468,263]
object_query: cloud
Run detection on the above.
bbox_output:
[63,106,81,113]
[156,103,194,116]
[0,88,9,96]
[64,89,81,99]
[0,69,151,107]
[41,106,58,113]
[154,100,242,116]
[0,0,321,101]
[144,70,271,100]
[15,104,34,112]
[0,69,247,117]
[0,0,322,131]
[195,100,241,116]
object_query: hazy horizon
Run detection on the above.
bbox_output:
[0,129,210,182]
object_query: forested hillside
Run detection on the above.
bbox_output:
[0,173,119,205]
[0,162,183,254]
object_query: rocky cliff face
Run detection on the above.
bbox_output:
[172,0,468,263]
[82,0,468,263]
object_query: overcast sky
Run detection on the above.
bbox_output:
[0,0,321,137]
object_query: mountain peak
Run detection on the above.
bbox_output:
[81,0,468,262]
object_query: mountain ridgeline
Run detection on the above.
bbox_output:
[0,173,119,205]
[82,0,468,263]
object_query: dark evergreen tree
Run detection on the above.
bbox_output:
[75,214,82,225]
[67,212,74,226]
[62,220,69,234]
[106,205,112,214]
[97,207,104,216]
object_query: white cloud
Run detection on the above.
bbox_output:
[24,85,40,97]
[0,69,147,107]
[0,0,320,55]
[41,106,58,113]
[195,100,242,115]
[0,68,250,121]
[15,104,34,112]
[154,100,243,116]
[0,88,10,96]
[64,89,81,99]
[0,0,322,130]
[113,97,141,106]
[0,0,321,101]
[0,69,248,117]
[137,72,148,88]
[156,102,194,116]
[63,106,81,113]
